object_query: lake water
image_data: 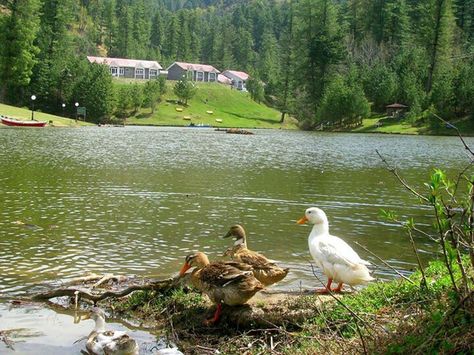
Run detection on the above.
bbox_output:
[1,126,472,297]
[1,126,473,353]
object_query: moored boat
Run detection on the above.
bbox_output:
[1,116,47,127]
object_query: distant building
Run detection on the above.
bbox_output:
[386,103,408,118]
[166,62,220,82]
[86,56,163,80]
[222,70,249,90]
[217,74,232,85]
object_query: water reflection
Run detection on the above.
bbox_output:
[0,302,157,354]
[0,127,472,295]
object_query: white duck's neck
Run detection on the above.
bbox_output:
[310,222,329,238]
[94,316,106,332]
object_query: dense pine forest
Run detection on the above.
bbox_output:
[0,0,473,126]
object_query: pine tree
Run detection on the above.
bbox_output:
[103,0,118,55]
[415,0,456,94]
[150,11,165,60]
[275,0,295,122]
[0,0,41,103]
[130,0,152,59]
[173,77,196,105]
[144,76,167,113]
[176,10,191,61]
[74,63,115,123]
[293,0,344,118]
[30,0,76,113]
[258,31,279,90]
[164,14,179,62]
[233,28,256,72]
[115,0,133,57]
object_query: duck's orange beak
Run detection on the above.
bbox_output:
[297,216,308,224]
[179,262,191,277]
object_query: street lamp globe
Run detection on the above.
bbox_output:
[31,95,36,101]
[62,103,66,108]
[75,102,79,107]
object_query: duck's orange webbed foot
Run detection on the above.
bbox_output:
[203,303,222,326]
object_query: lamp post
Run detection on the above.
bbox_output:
[75,102,79,121]
[62,103,66,117]
[31,95,36,120]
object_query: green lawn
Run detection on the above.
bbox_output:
[126,82,296,129]
[346,114,474,136]
[0,103,92,127]
[350,116,421,134]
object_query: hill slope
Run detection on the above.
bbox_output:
[126,82,296,129]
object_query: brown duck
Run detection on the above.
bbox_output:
[179,252,263,324]
[223,224,289,286]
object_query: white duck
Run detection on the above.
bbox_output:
[84,307,139,355]
[297,207,374,293]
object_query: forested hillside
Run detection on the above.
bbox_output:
[0,0,473,126]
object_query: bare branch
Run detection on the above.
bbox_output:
[376,150,429,202]
[32,277,179,303]
[309,263,376,335]
[432,113,474,158]
[353,241,415,284]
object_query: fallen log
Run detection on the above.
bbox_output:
[31,277,182,303]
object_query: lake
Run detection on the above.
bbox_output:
[1,126,472,297]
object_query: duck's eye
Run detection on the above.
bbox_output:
[308,211,312,214]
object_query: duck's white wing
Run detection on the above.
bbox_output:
[319,236,370,266]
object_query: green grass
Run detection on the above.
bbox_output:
[349,115,422,135]
[125,82,297,129]
[108,258,472,354]
[345,114,474,136]
[0,103,92,127]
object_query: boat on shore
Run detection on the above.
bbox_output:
[1,116,47,127]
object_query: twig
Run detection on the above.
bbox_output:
[407,229,427,289]
[376,150,429,203]
[414,290,473,354]
[432,205,459,294]
[0,330,15,350]
[308,263,376,335]
[353,241,414,284]
[353,321,368,355]
[432,113,474,158]
[92,274,127,288]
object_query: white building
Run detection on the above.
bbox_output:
[222,70,249,90]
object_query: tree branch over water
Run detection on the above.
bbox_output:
[375,150,429,203]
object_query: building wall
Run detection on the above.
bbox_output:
[167,64,186,80]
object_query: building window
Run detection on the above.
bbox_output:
[110,67,118,76]
[135,68,144,78]
[150,69,157,78]
[209,72,216,82]
[119,67,124,76]
[197,72,204,81]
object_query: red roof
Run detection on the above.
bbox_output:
[386,103,408,108]
[87,56,162,70]
[168,61,220,73]
[222,70,249,81]
[218,74,232,84]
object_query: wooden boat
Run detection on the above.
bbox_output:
[1,116,47,127]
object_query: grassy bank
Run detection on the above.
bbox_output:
[0,103,91,127]
[123,82,297,129]
[109,259,472,354]
[340,114,474,136]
